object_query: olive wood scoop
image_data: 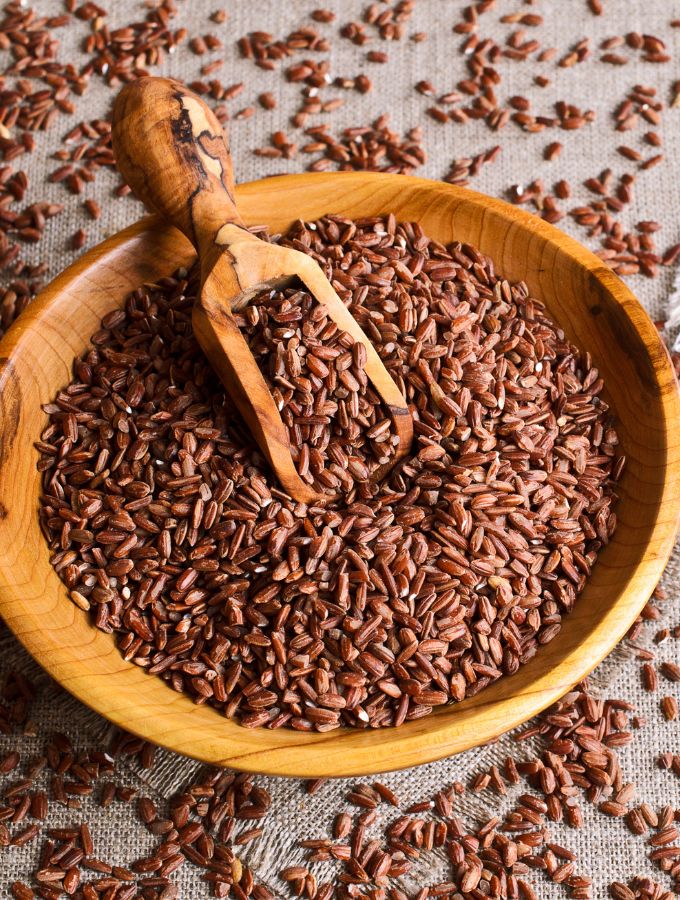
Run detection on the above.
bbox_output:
[111,76,413,504]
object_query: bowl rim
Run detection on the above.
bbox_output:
[0,170,678,777]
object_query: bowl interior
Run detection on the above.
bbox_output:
[0,172,677,777]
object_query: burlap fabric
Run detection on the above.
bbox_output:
[1,1,679,896]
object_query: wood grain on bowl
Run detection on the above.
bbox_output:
[0,173,678,777]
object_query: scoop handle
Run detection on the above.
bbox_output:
[111,76,242,255]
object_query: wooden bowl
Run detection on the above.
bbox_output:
[0,173,678,778]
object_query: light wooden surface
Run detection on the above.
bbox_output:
[111,77,412,504]
[0,172,678,777]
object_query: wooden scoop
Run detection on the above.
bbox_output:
[111,76,412,504]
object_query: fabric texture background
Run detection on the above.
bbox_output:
[1,1,679,896]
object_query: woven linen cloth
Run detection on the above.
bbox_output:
[1,1,679,896]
